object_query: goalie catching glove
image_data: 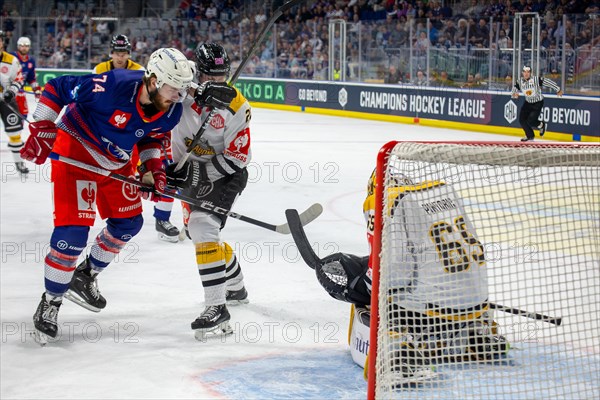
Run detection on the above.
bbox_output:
[194,81,236,110]
[20,120,58,164]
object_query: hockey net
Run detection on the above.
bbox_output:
[367,142,600,400]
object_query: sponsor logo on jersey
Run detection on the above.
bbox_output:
[224,128,250,163]
[210,114,225,129]
[70,85,80,100]
[110,110,132,129]
[184,137,216,156]
[76,180,97,212]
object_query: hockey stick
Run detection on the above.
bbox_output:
[285,209,563,325]
[176,0,306,170]
[285,208,323,269]
[48,152,323,234]
[489,303,562,326]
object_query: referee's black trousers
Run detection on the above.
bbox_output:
[519,100,544,140]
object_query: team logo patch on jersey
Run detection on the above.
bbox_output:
[122,179,140,201]
[1,66,8,74]
[210,114,225,129]
[6,113,19,125]
[76,181,97,212]
[225,128,250,162]
[110,110,132,129]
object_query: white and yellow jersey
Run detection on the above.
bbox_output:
[92,59,144,73]
[384,181,488,315]
[171,87,251,180]
[0,51,24,94]
[363,171,488,316]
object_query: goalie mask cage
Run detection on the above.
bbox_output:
[367,142,600,400]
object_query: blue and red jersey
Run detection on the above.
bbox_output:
[35,69,183,170]
[11,52,38,89]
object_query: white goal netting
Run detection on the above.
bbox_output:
[368,142,600,400]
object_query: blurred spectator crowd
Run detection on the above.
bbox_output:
[1,0,599,92]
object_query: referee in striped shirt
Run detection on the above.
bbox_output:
[511,66,563,141]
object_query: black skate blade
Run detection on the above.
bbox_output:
[31,330,49,346]
[194,322,233,342]
[157,232,180,243]
[64,291,102,313]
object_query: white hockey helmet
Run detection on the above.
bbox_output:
[145,48,194,101]
[17,37,31,47]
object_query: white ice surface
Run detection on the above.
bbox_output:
[1,102,597,399]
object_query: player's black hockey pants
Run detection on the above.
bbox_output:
[519,100,543,140]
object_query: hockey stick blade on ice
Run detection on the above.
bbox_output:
[285,208,323,269]
[48,153,322,234]
[176,0,307,170]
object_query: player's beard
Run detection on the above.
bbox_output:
[149,87,172,112]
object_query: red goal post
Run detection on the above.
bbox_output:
[366,141,600,400]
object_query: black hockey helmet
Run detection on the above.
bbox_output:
[195,42,231,77]
[111,34,131,53]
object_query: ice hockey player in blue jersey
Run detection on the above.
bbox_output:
[11,36,42,119]
[20,47,236,345]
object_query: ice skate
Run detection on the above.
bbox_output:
[15,161,29,175]
[389,333,437,387]
[192,304,233,341]
[539,121,547,136]
[32,293,62,346]
[64,258,106,312]
[225,286,249,305]
[155,219,180,243]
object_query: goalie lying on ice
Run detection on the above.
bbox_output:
[293,170,509,383]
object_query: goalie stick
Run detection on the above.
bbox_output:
[175,0,306,170]
[49,153,323,234]
[285,209,562,325]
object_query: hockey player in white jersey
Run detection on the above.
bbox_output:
[0,30,28,175]
[166,43,250,340]
[289,169,508,384]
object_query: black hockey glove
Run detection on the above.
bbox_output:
[3,90,15,102]
[220,168,248,203]
[166,160,208,189]
[317,252,371,306]
[194,81,236,110]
